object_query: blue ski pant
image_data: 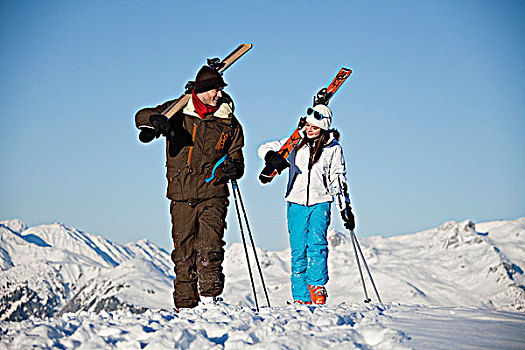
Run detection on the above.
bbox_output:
[287,202,331,302]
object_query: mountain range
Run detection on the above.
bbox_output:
[1,217,524,322]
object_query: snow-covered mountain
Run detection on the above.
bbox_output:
[0,220,173,321]
[1,217,524,324]
[223,218,525,313]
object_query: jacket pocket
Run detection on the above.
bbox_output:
[201,123,232,156]
[166,167,184,200]
[167,167,181,182]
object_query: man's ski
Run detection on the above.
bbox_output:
[162,44,253,119]
[259,67,352,184]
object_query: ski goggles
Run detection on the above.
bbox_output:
[307,107,329,120]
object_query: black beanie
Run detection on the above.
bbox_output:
[193,66,227,93]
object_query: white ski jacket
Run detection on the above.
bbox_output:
[257,131,351,210]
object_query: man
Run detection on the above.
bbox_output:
[135,66,245,309]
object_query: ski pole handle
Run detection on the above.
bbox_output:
[205,155,228,183]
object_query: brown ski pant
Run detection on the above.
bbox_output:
[170,197,229,308]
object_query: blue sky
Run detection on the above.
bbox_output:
[1,0,524,251]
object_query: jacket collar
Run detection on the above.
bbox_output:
[299,129,337,146]
[183,96,234,120]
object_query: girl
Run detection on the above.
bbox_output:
[258,104,355,305]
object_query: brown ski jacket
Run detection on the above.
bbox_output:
[135,93,244,202]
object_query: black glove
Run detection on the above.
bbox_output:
[138,127,156,143]
[341,204,355,231]
[265,150,290,174]
[149,114,170,138]
[216,159,244,184]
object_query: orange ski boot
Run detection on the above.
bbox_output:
[308,285,327,305]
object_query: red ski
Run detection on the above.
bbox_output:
[259,67,352,184]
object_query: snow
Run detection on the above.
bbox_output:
[1,303,523,349]
[0,217,524,349]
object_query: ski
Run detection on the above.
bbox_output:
[162,43,253,119]
[258,117,307,185]
[259,67,352,184]
[314,67,352,106]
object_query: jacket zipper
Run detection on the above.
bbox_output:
[306,144,314,206]
[186,117,216,169]
[186,123,198,169]
[306,166,312,206]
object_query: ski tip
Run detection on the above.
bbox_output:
[238,43,254,50]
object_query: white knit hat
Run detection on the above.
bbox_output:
[305,104,332,130]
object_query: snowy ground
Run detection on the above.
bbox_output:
[1,302,524,349]
[1,217,524,348]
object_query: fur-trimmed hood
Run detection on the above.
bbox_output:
[183,93,235,119]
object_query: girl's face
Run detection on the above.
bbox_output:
[305,122,322,139]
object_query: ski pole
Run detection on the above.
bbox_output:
[232,180,271,307]
[231,181,260,312]
[350,230,371,303]
[351,230,384,308]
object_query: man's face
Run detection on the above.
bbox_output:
[197,88,223,107]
